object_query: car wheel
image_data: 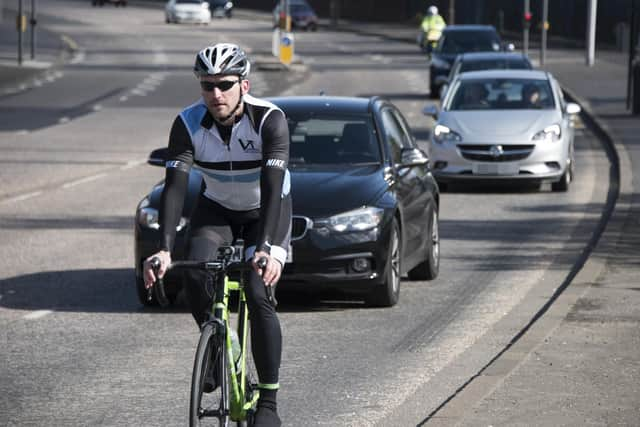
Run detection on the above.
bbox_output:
[408,208,440,280]
[429,84,438,99]
[366,218,401,307]
[552,162,571,192]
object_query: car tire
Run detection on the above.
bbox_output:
[408,208,440,281]
[366,218,401,307]
[552,162,571,192]
[429,84,439,99]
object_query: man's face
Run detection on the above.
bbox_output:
[200,75,250,120]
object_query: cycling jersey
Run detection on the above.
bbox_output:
[159,94,291,264]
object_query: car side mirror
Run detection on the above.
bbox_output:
[422,104,439,119]
[148,147,168,167]
[565,102,581,115]
[396,147,429,170]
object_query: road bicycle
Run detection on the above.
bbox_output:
[150,243,276,426]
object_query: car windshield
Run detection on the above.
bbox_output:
[446,78,555,111]
[438,31,501,54]
[285,113,381,165]
[460,58,531,72]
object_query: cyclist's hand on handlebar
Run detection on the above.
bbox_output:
[143,250,172,289]
[252,251,282,287]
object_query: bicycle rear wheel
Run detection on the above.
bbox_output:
[190,323,229,426]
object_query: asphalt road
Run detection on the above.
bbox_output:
[0,1,612,426]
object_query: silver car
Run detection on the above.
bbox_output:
[424,69,581,191]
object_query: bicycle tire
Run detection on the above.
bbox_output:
[190,323,229,426]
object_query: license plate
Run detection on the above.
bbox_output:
[472,163,519,175]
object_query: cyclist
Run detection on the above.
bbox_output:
[419,5,447,53]
[143,42,291,427]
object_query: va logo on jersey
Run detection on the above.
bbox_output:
[238,138,260,153]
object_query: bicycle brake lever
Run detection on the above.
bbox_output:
[257,257,278,308]
[147,257,162,302]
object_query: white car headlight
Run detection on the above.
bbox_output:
[225,1,233,9]
[532,124,561,142]
[433,124,462,143]
[317,207,384,233]
[137,204,187,231]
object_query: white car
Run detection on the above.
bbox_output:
[424,69,581,192]
[165,0,211,24]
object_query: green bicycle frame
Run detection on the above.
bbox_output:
[217,274,260,421]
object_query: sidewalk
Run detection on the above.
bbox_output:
[335,19,640,426]
[0,6,73,94]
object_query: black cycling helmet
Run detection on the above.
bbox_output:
[194,43,251,78]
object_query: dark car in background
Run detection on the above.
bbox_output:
[440,52,533,98]
[135,96,440,308]
[429,25,507,98]
[209,0,233,18]
[272,0,318,31]
[92,0,127,6]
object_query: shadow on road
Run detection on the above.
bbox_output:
[0,268,367,314]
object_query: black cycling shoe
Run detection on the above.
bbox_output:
[252,403,281,427]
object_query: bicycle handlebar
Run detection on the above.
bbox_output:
[149,256,277,308]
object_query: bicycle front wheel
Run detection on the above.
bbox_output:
[190,323,229,426]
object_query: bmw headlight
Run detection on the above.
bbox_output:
[433,124,462,143]
[532,124,561,142]
[137,199,187,231]
[317,207,384,233]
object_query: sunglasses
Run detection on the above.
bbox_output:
[200,80,240,92]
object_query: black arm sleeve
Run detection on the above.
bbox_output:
[159,116,194,251]
[257,109,290,253]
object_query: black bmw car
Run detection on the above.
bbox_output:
[134,96,440,307]
[429,25,505,98]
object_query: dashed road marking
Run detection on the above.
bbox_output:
[61,173,108,189]
[23,310,53,320]
[1,191,43,204]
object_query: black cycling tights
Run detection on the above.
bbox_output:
[182,197,282,385]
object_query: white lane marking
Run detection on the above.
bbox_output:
[1,191,43,204]
[120,160,145,170]
[61,172,108,189]
[23,310,53,320]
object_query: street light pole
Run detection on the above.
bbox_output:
[448,0,455,25]
[540,0,549,66]
[523,0,530,56]
[586,0,597,66]
[18,0,23,65]
[30,0,37,60]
